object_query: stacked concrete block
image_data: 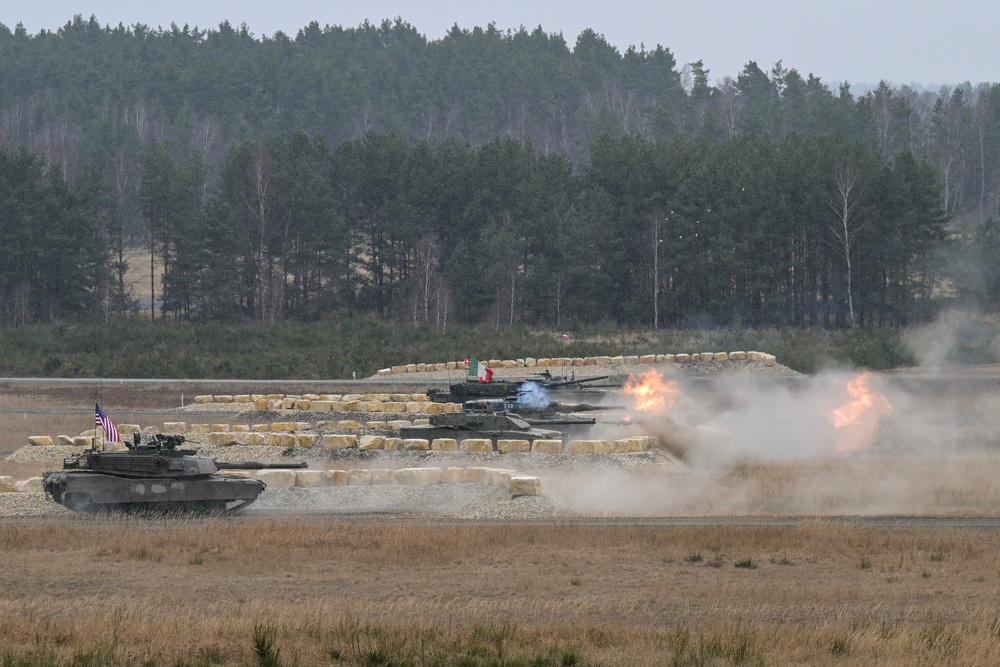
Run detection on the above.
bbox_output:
[347,469,372,485]
[295,470,326,487]
[530,439,563,454]
[460,438,493,453]
[255,470,297,488]
[324,434,358,449]
[497,439,531,454]
[509,476,541,497]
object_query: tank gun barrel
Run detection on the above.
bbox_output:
[543,375,611,388]
[215,461,309,470]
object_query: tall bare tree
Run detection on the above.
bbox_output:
[826,160,865,328]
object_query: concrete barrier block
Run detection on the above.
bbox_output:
[256,470,297,488]
[296,434,320,447]
[295,422,313,431]
[497,439,531,454]
[387,420,412,429]
[609,356,624,365]
[336,420,363,429]
[215,395,234,403]
[234,395,252,403]
[254,398,271,410]
[55,435,74,445]
[162,422,186,434]
[15,477,44,493]
[403,438,430,451]
[639,354,656,364]
[525,357,537,367]
[324,470,348,486]
[72,436,93,447]
[0,476,14,491]
[268,433,297,447]
[359,435,386,450]
[729,351,747,361]
[193,395,213,404]
[714,352,729,362]
[189,424,210,434]
[347,469,373,485]
[324,434,358,449]
[27,436,53,446]
[460,467,490,484]
[460,438,493,452]
[566,440,596,453]
[488,469,517,487]
[365,421,388,429]
[674,353,691,363]
[531,439,562,454]
[210,424,229,433]
[371,469,396,485]
[310,401,334,412]
[394,467,443,485]
[296,470,326,487]
[207,432,237,446]
[509,476,541,497]
[118,424,141,435]
[431,438,458,451]
[382,437,402,451]
[443,467,464,484]
[231,424,250,433]
[537,358,551,367]
[236,433,267,446]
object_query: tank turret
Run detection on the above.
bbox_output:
[42,433,306,514]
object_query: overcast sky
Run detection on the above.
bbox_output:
[5,0,997,88]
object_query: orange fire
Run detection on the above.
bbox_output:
[828,371,892,454]
[623,369,679,412]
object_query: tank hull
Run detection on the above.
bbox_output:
[42,470,266,514]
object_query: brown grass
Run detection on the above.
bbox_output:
[2,519,1000,665]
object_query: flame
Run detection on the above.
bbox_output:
[828,371,892,454]
[623,369,679,412]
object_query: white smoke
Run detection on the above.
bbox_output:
[516,382,552,409]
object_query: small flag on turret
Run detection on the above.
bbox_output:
[95,403,120,442]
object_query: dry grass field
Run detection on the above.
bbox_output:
[2,519,1000,666]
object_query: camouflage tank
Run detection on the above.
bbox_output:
[42,433,306,514]
[399,411,564,448]
[428,373,612,403]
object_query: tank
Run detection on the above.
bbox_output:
[428,373,613,404]
[399,411,564,448]
[42,433,307,514]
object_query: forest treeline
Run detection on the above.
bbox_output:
[1,15,999,329]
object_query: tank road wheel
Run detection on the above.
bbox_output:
[62,493,94,513]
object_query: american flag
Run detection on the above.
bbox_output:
[95,403,120,442]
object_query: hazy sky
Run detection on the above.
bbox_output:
[5,0,997,87]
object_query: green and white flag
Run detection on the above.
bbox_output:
[467,358,494,383]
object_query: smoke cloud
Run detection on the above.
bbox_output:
[544,336,1000,517]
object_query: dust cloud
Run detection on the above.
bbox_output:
[545,317,1000,517]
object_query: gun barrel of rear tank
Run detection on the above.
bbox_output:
[215,461,309,470]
